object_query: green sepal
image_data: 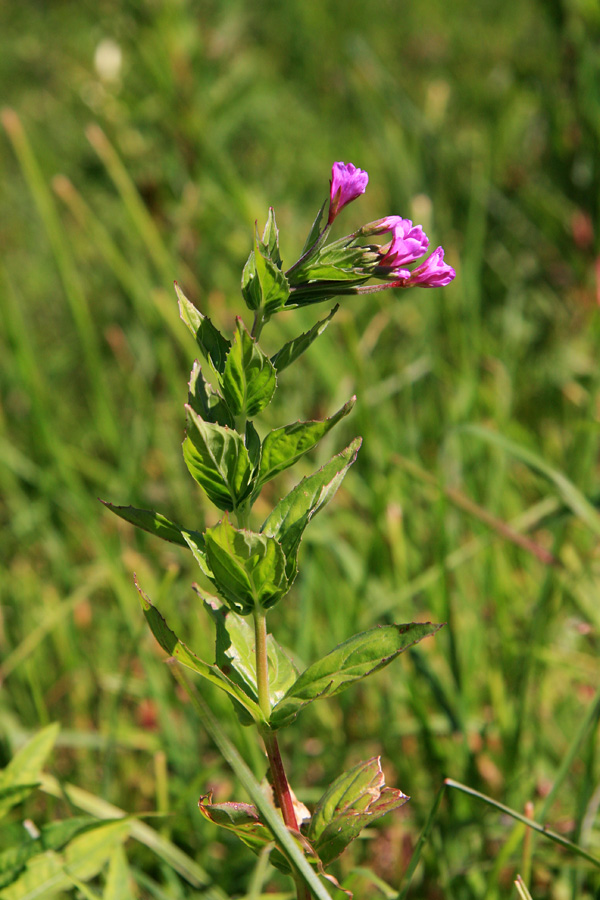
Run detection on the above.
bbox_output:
[0,723,59,821]
[288,234,378,287]
[100,501,206,550]
[262,437,362,583]
[136,578,265,724]
[222,318,277,418]
[203,517,289,614]
[183,405,253,511]
[188,360,234,428]
[254,397,356,495]
[270,622,443,729]
[201,595,298,712]
[175,282,230,375]
[301,200,327,256]
[270,305,339,374]
[308,757,409,867]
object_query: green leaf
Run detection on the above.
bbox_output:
[198,794,288,870]
[137,578,265,724]
[202,595,298,709]
[260,207,283,269]
[103,846,130,900]
[255,397,356,493]
[270,305,339,373]
[100,501,206,550]
[270,622,443,729]
[188,360,234,428]
[0,818,103,891]
[245,420,261,470]
[0,724,59,820]
[182,532,214,582]
[301,200,327,256]
[308,757,409,867]
[262,438,362,582]
[175,282,230,375]
[222,318,277,418]
[241,251,262,312]
[183,406,253,511]
[204,517,289,614]
[254,243,291,317]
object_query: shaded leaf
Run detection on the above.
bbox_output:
[270,305,339,373]
[308,758,409,867]
[188,360,234,428]
[183,406,253,511]
[202,596,298,709]
[255,398,356,493]
[222,318,277,418]
[0,786,39,823]
[245,420,261,470]
[270,622,443,729]
[175,282,230,375]
[100,501,205,550]
[137,579,265,724]
[204,517,289,614]
[262,438,362,582]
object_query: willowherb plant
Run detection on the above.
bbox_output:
[104,162,455,898]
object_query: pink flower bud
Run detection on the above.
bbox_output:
[328,162,369,224]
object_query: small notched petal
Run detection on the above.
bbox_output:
[378,218,430,270]
[328,162,369,224]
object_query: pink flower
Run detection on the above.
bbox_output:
[328,162,369,224]
[394,246,456,288]
[378,218,429,271]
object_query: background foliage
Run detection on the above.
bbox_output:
[1,1,600,897]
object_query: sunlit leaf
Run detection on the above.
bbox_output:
[270,622,442,729]
[270,305,338,373]
[188,360,234,428]
[183,405,253,511]
[175,282,230,375]
[255,398,356,493]
[100,501,205,550]
[0,724,59,820]
[222,318,277,418]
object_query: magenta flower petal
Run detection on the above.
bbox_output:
[400,246,456,288]
[328,162,369,224]
[379,219,430,269]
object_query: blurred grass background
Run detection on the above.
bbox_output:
[1,0,600,897]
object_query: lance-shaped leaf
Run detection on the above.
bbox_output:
[136,579,265,724]
[255,397,356,494]
[202,596,298,709]
[245,420,261,470]
[188,360,234,428]
[175,282,230,375]
[270,305,339,374]
[262,438,362,583]
[183,406,253,511]
[308,757,409,867]
[100,501,206,550]
[270,622,443,730]
[0,723,59,821]
[222,318,277,418]
[204,517,289,614]
[300,200,327,256]
[260,207,283,269]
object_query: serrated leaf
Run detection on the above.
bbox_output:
[270,305,339,374]
[100,502,206,550]
[308,758,409,867]
[222,319,277,418]
[137,579,265,724]
[255,398,356,494]
[204,518,289,614]
[0,724,59,820]
[270,622,443,729]
[301,200,327,256]
[175,283,230,375]
[262,438,362,582]
[183,406,253,511]
[202,596,298,709]
[188,360,234,428]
